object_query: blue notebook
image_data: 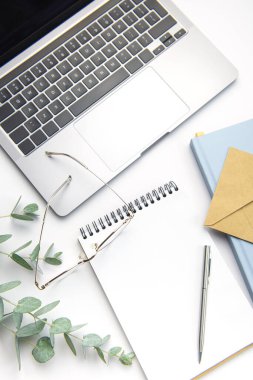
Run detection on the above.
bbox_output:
[190,119,253,302]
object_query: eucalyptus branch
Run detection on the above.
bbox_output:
[0,196,39,221]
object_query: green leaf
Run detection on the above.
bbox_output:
[34,300,60,317]
[30,244,40,262]
[69,323,87,332]
[109,347,122,357]
[32,337,55,363]
[11,213,34,221]
[16,319,46,338]
[50,333,55,348]
[11,240,32,254]
[23,203,39,214]
[0,298,4,320]
[95,347,106,363]
[54,252,63,259]
[44,257,62,265]
[0,280,21,293]
[64,333,76,356]
[119,352,135,365]
[82,334,102,348]
[14,297,41,313]
[0,234,12,244]
[44,243,54,259]
[15,336,21,370]
[102,335,111,345]
[13,312,23,329]
[11,195,22,214]
[11,254,33,270]
[50,318,71,334]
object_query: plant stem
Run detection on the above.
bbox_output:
[0,214,10,218]
[1,296,17,307]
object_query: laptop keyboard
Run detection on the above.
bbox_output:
[0,0,187,156]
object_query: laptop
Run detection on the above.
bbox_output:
[0,0,237,216]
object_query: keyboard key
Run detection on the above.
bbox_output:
[22,102,38,118]
[31,63,46,78]
[45,85,61,100]
[34,94,50,109]
[113,36,128,50]
[149,15,176,39]
[19,71,35,86]
[101,28,117,42]
[134,19,149,33]
[94,66,110,80]
[134,4,149,17]
[25,117,41,132]
[46,69,61,84]
[7,80,23,95]
[36,108,53,124]
[31,130,47,146]
[68,68,84,83]
[0,88,11,103]
[48,100,64,115]
[83,74,98,89]
[42,55,58,69]
[22,85,38,101]
[72,83,87,98]
[124,27,139,42]
[57,60,72,75]
[57,77,73,92]
[125,57,143,73]
[138,33,153,47]
[153,44,165,55]
[105,57,120,72]
[80,60,95,75]
[79,44,95,59]
[91,52,106,67]
[68,52,83,67]
[98,14,113,28]
[76,30,92,44]
[164,36,175,47]
[112,20,127,34]
[109,6,123,20]
[54,109,73,128]
[133,0,142,4]
[34,77,50,92]
[10,94,27,110]
[0,103,14,122]
[65,38,81,53]
[70,68,129,117]
[1,111,26,133]
[102,43,117,58]
[138,48,154,63]
[54,46,69,61]
[87,22,102,36]
[116,49,131,63]
[60,91,75,106]
[10,126,29,144]
[42,121,59,137]
[90,36,106,50]
[144,0,168,17]
[127,41,142,55]
[18,139,35,155]
[174,28,186,39]
[123,12,138,26]
[120,0,134,12]
[145,11,160,25]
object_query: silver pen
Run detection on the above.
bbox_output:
[198,245,211,363]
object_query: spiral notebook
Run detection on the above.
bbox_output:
[78,181,253,380]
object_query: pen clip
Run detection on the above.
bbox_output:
[208,257,211,277]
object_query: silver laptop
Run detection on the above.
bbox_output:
[0,0,237,216]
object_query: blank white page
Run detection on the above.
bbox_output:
[80,188,253,380]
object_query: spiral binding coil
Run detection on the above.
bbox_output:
[80,181,178,239]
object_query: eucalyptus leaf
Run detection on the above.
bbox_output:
[54,252,63,259]
[50,333,55,348]
[95,347,106,363]
[0,280,21,293]
[69,323,87,332]
[11,254,33,270]
[16,319,46,338]
[15,336,21,370]
[44,243,54,259]
[13,312,23,329]
[11,240,32,254]
[23,203,38,214]
[82,334,102,348]
[30,244,40,262]
[14,297,41,314]
[50,317,71,334]
[64,333,76,356]
[108,347,122,357]
[34,300,60,317]
[119,352,135,365]
[0,297,4,320]
[32,337,54,363]
[44,257,62,266]
[0,234,12,244]
[11,195,21,214]
[102,335,111,345]
[11,213,34,221]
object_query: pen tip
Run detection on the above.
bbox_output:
[199,352,202,363]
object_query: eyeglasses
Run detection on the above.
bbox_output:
[34,151,134,290]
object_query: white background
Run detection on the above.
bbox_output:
[1,0,253,379]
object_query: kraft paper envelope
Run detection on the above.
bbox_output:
[205,147,253,243]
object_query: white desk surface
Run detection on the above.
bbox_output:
[1,0,253,379]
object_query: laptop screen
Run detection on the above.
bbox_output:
[0,0,93,67]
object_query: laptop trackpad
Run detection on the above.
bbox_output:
[74,67,189,171]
